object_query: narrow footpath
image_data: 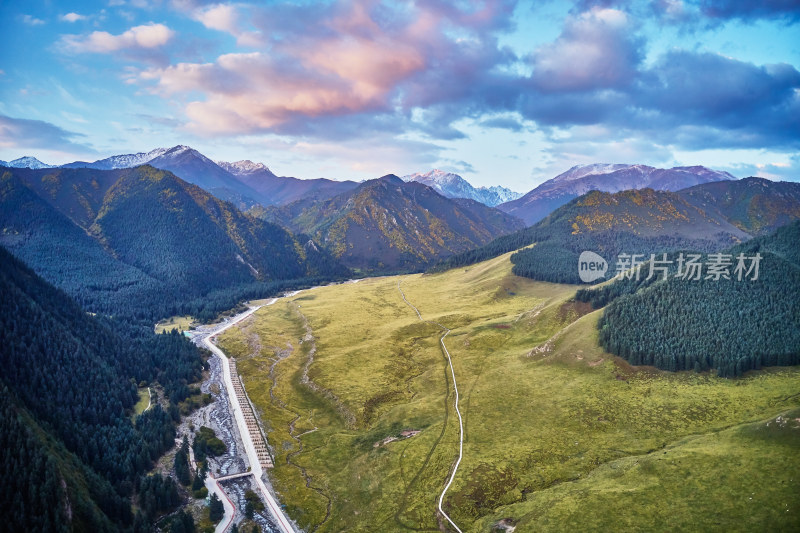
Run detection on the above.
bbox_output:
[398,281,464,533]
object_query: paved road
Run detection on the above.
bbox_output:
[202,303,296,533]
[206,474,236,533]
[398,281,464,533]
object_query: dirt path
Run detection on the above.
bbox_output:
[397,281,464,533]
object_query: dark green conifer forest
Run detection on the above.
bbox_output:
[0,245,203,531]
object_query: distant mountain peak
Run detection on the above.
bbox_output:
[217,159,272,175]
[157,144,214,162]
[7,156,55,169]
[377,174,404,185]
[553,163,639,183]
[403,169,521,207]
[499,163,738,225]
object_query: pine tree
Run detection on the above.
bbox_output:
[209,493,224,522]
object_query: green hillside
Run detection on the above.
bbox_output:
[0,245,203,530]
[590,221,800,377]
[0,165,349,322]
[436,179,800,284]
[264,174,524,272]
[679,177,800,236]
[216,251,800,532]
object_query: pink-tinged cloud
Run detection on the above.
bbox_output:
[61,23,175,53]
[191,3,262,47]
[531,8,643,93]
[144,45,418,134]
[134,0,519,136]
[194,4,238,33]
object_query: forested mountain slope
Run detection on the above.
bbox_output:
[0,246,203,531]
[577,221,800,377]
[678,177,800,236]
[257,174,524,271]
[498,163,735,225]
[436,179,800,284]
[0,165,349,321]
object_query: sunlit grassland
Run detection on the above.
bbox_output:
[154,315,196,334]
[475,408,800,532]
[218,252,800,532]
[132,387,150,418]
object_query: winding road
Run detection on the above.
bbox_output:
[398,281,464,533]
[202,302,297,533]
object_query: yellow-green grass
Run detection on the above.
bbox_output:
[194,508,216,533]
[217,252,800,532]
[475,409,800,532]
[132,387,150,418]
[155,315,196,334]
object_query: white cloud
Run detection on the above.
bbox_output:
[21,15,45,26]
[61,23,175,53]
[61,12,88,23]
[530,7,642,93]
[191,3,262,47]
[194,4,238,34]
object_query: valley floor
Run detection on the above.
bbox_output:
[216,252,800,532]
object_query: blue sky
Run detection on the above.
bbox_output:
[0,0,798,191]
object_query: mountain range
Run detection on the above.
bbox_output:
[1,156,56,169]
[257,174,524,271]
[438,177,800,284]
[6,149,746,224]
[0,160,527,310]
[0,165,348,320]
[60,145,357,210]
[498,163,737,225]
[217,158,358,206]
[402,169,520,206]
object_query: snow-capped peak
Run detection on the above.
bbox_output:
[80,147,171,170]
[8,156,55,169]
[671,166,736,181]
[216,159,271,175]
[403,169,521,207]
[65,145,212,171]
[552,163,632,183]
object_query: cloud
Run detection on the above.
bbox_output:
[478,115,526,132]
[718,153,800,181]
[697,0,800,22]
[60,23,174,53]
[127,0,797,164]
[191,3,262,46]
[517,10,800,153]
[631,52,800,148]
[193,3,237,33]
[138,0,517,138]
[21,15,45,26]
[61,12,88,23]
[639,52,800,119]
[530,8,644,92]
[0,115,93,153]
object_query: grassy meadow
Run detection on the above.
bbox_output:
[155,315,196,334]
[132,387,151,418]
[217,252,800,532]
